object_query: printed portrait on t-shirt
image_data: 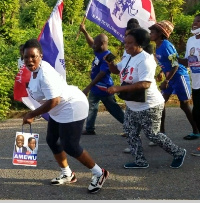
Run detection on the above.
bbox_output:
[188,47,198,63]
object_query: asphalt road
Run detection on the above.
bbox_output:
[0,107,200,200]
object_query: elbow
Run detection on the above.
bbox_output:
[50,97,61,108]
[143,82,151,89]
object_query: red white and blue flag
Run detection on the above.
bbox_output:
[14,0,65,121]
[38,0,66,80]
[85,0,156,42]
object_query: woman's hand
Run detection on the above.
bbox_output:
[159,80,169,90]
[107,86,120,94]
[23,112,34,125]
[156,71,164,82]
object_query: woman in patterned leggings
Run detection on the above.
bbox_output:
[105,28,186,169]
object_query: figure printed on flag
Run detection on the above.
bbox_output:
[85,0,156,42]
[112,0,138,21]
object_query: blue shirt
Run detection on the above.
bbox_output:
[156,40,189,80]
[90,50,114,96]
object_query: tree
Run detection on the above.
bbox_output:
[84,0,90,9]
[153,0,185,23]
[62,0,84,24]
[20,0,51,29]
[0,0,20,42]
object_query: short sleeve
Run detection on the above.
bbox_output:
[138,56,157,82]
[40,69,63,100]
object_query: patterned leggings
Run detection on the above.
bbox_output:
[123,104,185,166]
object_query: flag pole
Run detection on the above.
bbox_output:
[76,0,92,41]
[75,15,86,41]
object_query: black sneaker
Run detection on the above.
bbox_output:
[88,169,109,193]
[170,149,186,169]
[51,172,77,185]
[124,162,149,169]
[183,133,200,140]
[82,130,96,135]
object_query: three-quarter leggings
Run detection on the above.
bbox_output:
[46,117,85,158]
[123,104,184,166]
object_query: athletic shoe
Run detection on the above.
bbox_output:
[88,168,109,194]
[51,172,77,185]
[123,147,131,153]
[148,141,157,146]
[170,149,186,168]
[82,130,96,135]
[121,133,127,137]
[124,162,149,169]
[183,133,200,140]
[191,146,200,156]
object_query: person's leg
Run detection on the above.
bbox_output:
[123,107,148,168]
[175,75,199,138]
[60,119,97,168]
[85,91,100,133]
[101,94,124,124]
[46,117,67,164]
[59,118,109,193]
[53,151,68,168]
[192,88,200,132]
[190,88,200,156]
[180,100,199,134]
[46,117,75,184]
[160,93,171,133]
[142,104,186,168]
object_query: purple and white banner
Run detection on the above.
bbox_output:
[38,0,66,80]
[86,0,156,42]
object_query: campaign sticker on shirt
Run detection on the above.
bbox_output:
[94,57,100,65]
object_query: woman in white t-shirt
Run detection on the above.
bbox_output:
[105,28,186,169]
[22,39,108,194]
[178,13,200,155]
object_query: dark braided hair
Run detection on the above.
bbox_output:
[23,39,43,54]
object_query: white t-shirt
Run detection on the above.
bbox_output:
[28,61,89,123]
[117,51,164,111]
[185,35,200,89]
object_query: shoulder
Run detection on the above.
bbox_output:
[139,51,157,65]
[139,51,152,59]
[41,60,54,68]
[96,50,110,59]
[162,39,174,47]
[187,36,196,43]
[40,60,55,73]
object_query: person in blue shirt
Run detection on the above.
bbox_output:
[79,24,125,135]
[149,20,199,140]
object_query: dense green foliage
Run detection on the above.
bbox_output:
[0,0,200,120]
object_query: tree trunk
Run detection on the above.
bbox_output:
[0,13,5,26]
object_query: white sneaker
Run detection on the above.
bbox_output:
[88,169,109,193]
[149,141,157,146]
[51,172,77,185]
[123,147,131,153]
